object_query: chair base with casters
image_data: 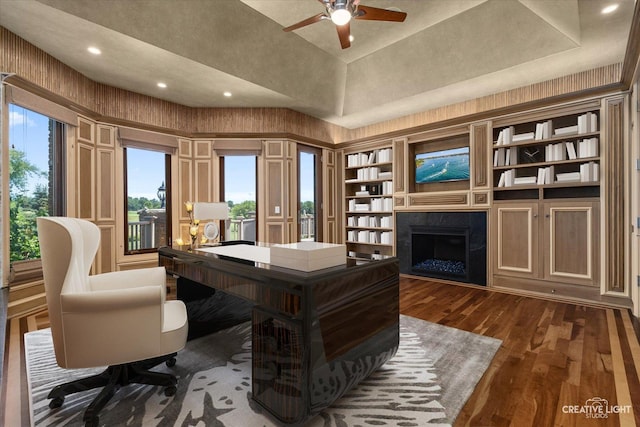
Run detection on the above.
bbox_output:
[47,353,179,427]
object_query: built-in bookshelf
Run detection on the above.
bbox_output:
[344,147,394,260]
[491,104,603,295]
[492,110,600,200]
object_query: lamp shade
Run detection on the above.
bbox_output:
[193,202,229,220]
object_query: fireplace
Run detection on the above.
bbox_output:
[397,212,486,286]
[411,226,469,281]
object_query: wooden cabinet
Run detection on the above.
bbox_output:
[493,199,599,289]
[490,101,605,301]
[344,147,394,260]
[542,200,600,286]
[493,201,538,279]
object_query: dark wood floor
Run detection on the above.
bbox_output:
[2,278,639,426]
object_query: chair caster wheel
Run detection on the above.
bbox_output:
[164,385,177,397]
[84,416,99,427]
[49,397,64,409]
[166,357,176,367]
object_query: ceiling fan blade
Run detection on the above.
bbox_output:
[283,13,326,32]
[336,21,351,49]
[355,5,407,22]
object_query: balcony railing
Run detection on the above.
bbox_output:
[226,215,315,241]
[128,215,315,250]
[128,221,155,251]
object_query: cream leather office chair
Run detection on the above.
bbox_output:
[37,217,188,427]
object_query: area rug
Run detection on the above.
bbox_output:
[25,315,501,427]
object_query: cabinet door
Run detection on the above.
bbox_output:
[542,201,599,286]
[493,202,538,278]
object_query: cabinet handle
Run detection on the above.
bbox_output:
[545,214,550,218]
[533,214,538,218]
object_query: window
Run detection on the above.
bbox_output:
[298,145,322,241]
[221,155,257,241]
[123,147,171,254]
[8,104,65,262]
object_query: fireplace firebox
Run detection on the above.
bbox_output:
[411,226,469,282]
[397,212,486,286]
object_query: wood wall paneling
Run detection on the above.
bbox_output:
[265,140,283,158]
[267,222,284,244]
[179,158,193,220]
[494,204,537,277]
[544,204,598,284]
[473,192,490,206]
[408,193,468,207]
[471,122,489,188]
[286,140,295,159]
[194,140,211,159]
[335,150,344,244]
[267,160,283,220]
[286,157,295,229]
[96,148,115,221]
[323,148,337,243]
[97,225,116,274]
[603,96,627,293]
[77,116,94,143]
[179,139,192,158]
[194,160,211,202]
[97,124,114,147]
[393,139,406,194]
[77,142,95,220]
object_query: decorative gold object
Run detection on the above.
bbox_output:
[184,201,200,250]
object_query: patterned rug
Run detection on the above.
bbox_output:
[25,315,501,426]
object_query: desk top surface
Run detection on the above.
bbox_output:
[159,241,397,284]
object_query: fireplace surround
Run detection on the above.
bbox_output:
[396,211,487,286]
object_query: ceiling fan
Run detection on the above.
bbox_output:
[283,0,407,49]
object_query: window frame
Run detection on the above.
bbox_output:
[7,106,66,285]
[122,147,172,255]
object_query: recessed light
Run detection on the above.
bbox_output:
[602,4,618,14]
[87,46,101,55]
[349,35,354,42]
[223,91,232,97]
[157,82,167,88]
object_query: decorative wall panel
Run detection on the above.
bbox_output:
[408,193,468,207]
[267,161,283,219]
[194,140,211,159]
[266,140,283,158]
[98,225,116,274]
[77,142,95,219]
[96,148,115,221]
[393,139,406,193]
[603,96,626,293]
[97,124,114,147]
[179,158,193,220]
[179,139,192,158]
[195,160,211,202]
[471,122,489,188]
[77,116,94,143]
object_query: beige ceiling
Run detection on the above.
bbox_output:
[0,0,635,129]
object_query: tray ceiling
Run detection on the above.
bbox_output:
[0,0,634,129]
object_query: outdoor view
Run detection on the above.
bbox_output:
[298,151,316,240]
[8,111,318,258]
[8,105,60,262]
[125,147,168,252]
[224,156,257,241]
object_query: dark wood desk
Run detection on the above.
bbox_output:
[159,243,399,426]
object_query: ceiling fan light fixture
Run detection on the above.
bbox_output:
[331,8,352,26]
